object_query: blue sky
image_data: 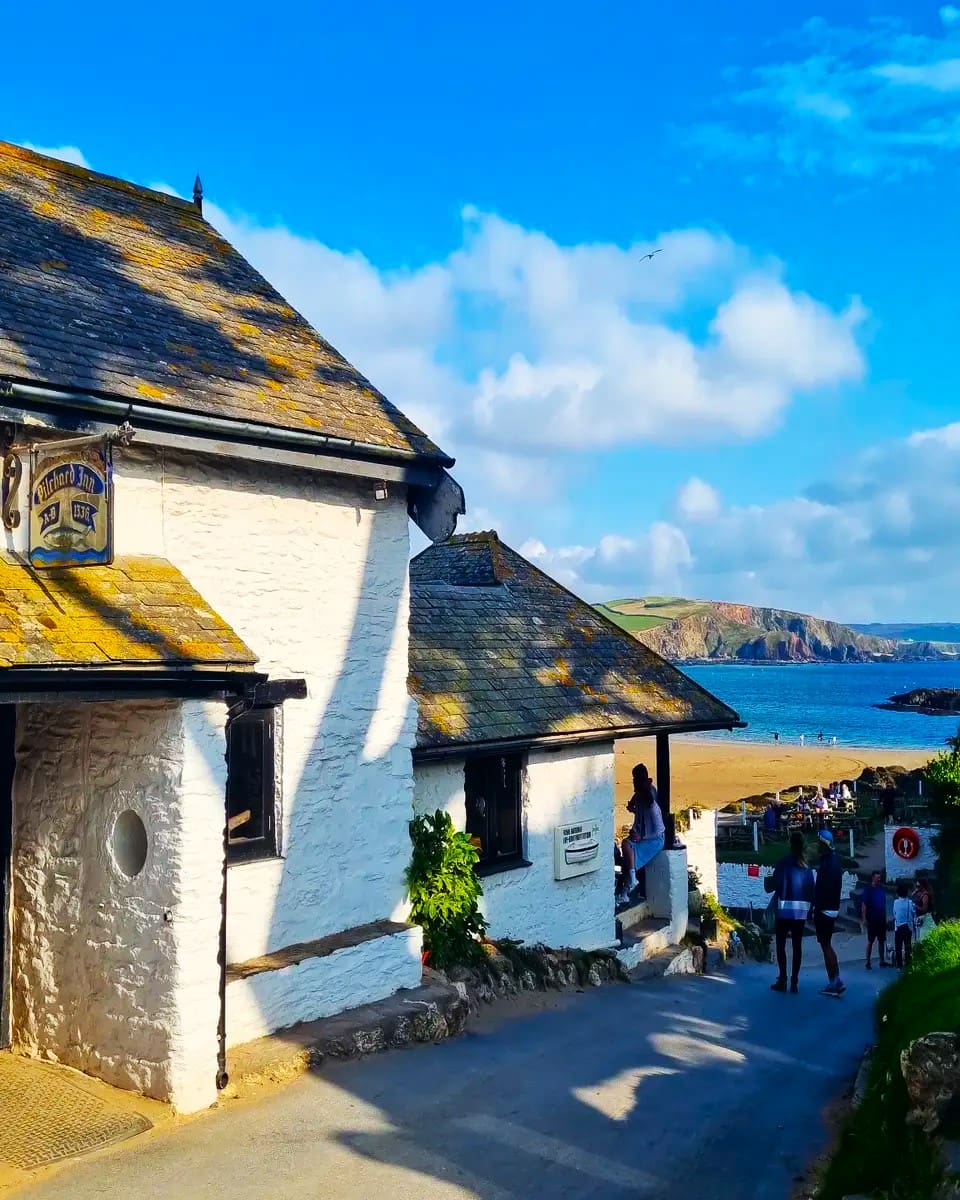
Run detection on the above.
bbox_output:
[4,0,960,620]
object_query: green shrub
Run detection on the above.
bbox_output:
[910,919,960,977]
[406,810,487,970]
[925,743,960,921]
[819,924,960,1198]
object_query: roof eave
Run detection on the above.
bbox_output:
[0,664,269,705]
[3,379,456,477]
[412,716,746,761]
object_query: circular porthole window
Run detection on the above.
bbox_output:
[112,810,148,879]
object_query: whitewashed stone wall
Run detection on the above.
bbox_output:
[645,847,688,945]
[718,862,859,914]
[884,824,940,879]
[413,744,616,951]
[109,449,418,1042]
[5,442,420,1079]
[226,927,422,1046]
[11,699,226,1112]
[683,809,718,899]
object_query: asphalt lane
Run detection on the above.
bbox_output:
[21,938,884,1200]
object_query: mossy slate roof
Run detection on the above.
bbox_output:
[0,554,255,669]
[0,141,448,463]
[409,533,741,752]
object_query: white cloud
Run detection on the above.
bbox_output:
[692,17,960,176]
[874,57,960,91]
[529,421,960,621]
[675,478,722,522]
[203,203,864,472]
[22,143,90,168]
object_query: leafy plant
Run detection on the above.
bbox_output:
[406,810,487,970]
[924,739,960,920]
[687,865,702,891]
[819,921,960,1199]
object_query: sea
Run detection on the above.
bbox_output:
[683,661,960,751]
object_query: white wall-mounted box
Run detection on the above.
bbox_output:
[554,817,601,880]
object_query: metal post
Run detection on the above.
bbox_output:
[849,828,855,859]
[753,821,759,853]
[741,800,747,827]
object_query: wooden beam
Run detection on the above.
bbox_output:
[656,732,675,848]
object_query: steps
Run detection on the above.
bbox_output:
[615,917,673,971]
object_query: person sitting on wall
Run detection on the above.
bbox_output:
[616,764,665,907]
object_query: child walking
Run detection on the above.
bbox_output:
[893,880,917,969]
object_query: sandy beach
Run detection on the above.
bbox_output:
[614,735,932,822]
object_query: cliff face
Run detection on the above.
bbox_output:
[627,602,898,663]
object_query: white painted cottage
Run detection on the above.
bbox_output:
[0,142,462,1112]
[408,533,740,953]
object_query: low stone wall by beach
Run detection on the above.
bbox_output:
[718,862,859,914]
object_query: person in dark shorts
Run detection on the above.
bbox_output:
[765,831,815,994]
[861,869,889,969]
[814,829,846,996]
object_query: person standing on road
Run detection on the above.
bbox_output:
[765,831,815,994]
[861,870,889,969]
[913,876,936,942]
[814,830,846,997]
[893,880,917,969]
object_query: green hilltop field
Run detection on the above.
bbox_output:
[594,597,957,663]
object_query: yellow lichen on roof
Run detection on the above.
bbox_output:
[0,554,255,670]
[0,141,450,463]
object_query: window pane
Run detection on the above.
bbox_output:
[227,713,270,845]
[495,756,520,858]
[464,759,489,860]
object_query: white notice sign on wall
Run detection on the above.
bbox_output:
[554,817,602,880]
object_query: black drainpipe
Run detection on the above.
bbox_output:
[217,691,253,1092]
[216,798,229,1091]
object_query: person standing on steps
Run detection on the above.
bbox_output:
[893,880,917,969]
[765,831,815,994]
[861,870,890,969]
[814,830,846,997]
[616,764,664,907]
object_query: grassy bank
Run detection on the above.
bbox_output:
[819,922,960,1199]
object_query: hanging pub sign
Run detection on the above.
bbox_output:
[28,437,113,568]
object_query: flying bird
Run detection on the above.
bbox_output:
[638,249,663,262]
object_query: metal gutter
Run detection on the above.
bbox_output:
[3,380,456,479]
[412,718,745,762]
[0,666,267,705]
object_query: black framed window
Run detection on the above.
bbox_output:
[464,753,525,872]
[226,708,277,863]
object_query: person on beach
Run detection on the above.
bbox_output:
[861,870,889,969]
[773,730,780,744]
[765,831,815,994]
[799,733,806,747]
[913,877,936,941]
[617,764,664,906]
[893,880,917,969]
[814,830,846,996]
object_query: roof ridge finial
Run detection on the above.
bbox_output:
[193,174,203,213]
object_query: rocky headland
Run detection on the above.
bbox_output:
[878,688,960,716]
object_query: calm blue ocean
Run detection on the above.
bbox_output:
[684,662,960,751]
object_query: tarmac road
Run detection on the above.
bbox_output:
[22,935,883,1200]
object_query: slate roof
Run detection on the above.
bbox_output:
[0,554,255,669]
[0,141,449,464]
[409,533,741,753]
